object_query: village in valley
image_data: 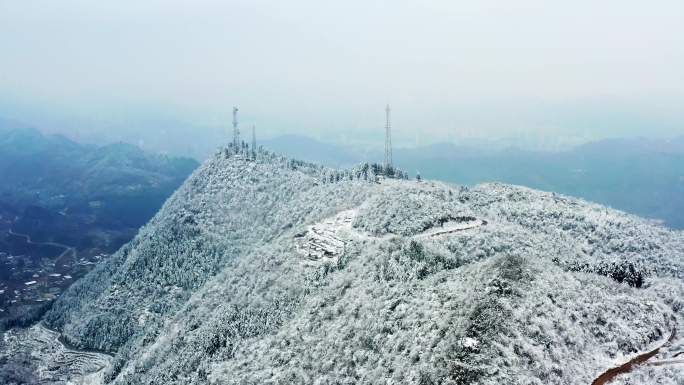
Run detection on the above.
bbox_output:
[0,207,110,328]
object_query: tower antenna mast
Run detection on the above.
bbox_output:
[384,104,392,169]
[251,124,257,159]
[232,106,240,147]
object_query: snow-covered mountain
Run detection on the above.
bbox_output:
[4,146,683,384]
[260,135,684,229]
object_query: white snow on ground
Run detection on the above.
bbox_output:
[649,359,684,366]
[606,320,676,368]
[296,209,357,265]
[462,337,480,349]
[416,218,485,238]
[29,151,684,385]
[295,206,473,266]
[297,210,484,265]
[1,324,112,385]
[611,360,684,384]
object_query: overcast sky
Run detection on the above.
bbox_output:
[1,0,683,156]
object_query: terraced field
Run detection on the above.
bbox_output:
[1,324,111,384]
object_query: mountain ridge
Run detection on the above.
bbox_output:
[0,124,198,227]
[261,134,684,229]
[25,146,684,384]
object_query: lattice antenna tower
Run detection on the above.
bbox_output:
[384,104,392,169]
[232,106,240,147]
[251,124,257,158]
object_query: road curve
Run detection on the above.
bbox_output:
[7,228,76,259]
[591,323,677,385]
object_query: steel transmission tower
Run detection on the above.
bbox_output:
[384,104,392,169]
[251,124,257,158]
[232,107,240,147]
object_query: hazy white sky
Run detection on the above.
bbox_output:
[1,0,683,154]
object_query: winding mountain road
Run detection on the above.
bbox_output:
[7,228,76,259]
[419,219,487,238]
[591,323,678,385]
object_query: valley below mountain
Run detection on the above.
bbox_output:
[2,145,683,384]
[0,123,198,331]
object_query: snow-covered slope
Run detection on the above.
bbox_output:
[32,147,684,384]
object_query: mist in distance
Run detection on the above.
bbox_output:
[1,0,683,158]
[3,4,684,383]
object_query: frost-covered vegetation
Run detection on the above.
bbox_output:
[0,324,111,385]
[20,145,684,384]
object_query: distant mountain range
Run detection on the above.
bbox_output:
[263,135,684,229]
[0,121,198,233]
[0,120,198,329]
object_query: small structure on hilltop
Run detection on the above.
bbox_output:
[232,106,240,147]
[251,124,257,159]
[384,104,393,170]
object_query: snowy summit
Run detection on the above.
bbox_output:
[8,146,683,384]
